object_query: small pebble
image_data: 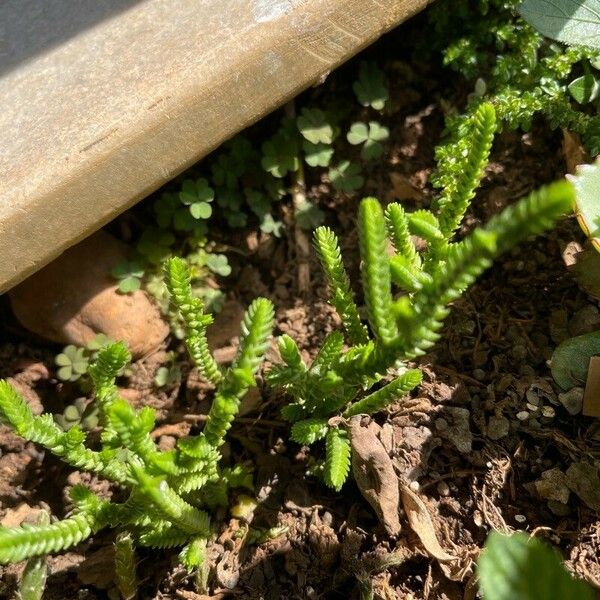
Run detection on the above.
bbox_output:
[434,418,448,431]
[409,480,420,492]
[437,481,450,497]
[487,415,510,440]
[473,368,486,381]
[512,344,527,360]
[516,411,530,421]
[541,405,556,419]
[514,514,527,523]
[526,403,539,412]
[558,388,584,415]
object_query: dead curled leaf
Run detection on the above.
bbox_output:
[401,485,456,563]
[347,416,401,536]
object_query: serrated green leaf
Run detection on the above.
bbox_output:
[568,159,600,251]
[478,532,593,600]
[290,419,329,445]
[518,0,600,50]
[323,427,351,491]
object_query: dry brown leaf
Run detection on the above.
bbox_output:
[348,416,401,536]
[562,129,589,174]
[389,172,424,201]
[401,485,456,563]
[563,242,600,300]
[583,356,600,418]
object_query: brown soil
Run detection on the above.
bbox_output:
[1,10,599,600]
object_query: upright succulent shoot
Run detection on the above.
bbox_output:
[269,103,574,491]
[0,258,273,584]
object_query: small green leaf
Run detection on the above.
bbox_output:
[180,178,214,207]
[55,346,89,382]
[518,0,600,50]
[550,330,600,390]
[347,122,369,145]
[117,277,141,294]
[259,213,284,237]
[295,199,325,230]
[353,61,389,110]
[568,74,600,103]
[347,121,389,161]
[111,261,144,294]
[568,159,600,251]
[154,365,182,387]
[204,254,232,277]
[137,228,175,264]
[296,108,334,145]
[189,202,212,220]
[478,532,594,600]
[86,333,113,352]
[329,161,364,193]
[261,132,300,178]
[303,140,334,167]
[290,418,329,445]
[323,427,351,491]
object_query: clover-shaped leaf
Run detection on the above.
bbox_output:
[179,178,214,220]
[55,345,89,382]
[295,199,325,230]
[329,161,364,193]
[111,260,145,294]
[347,121,390,161]
[86,333,114,352]
[153,193,179,228]
[261,133,300,178]
[212,136,255,188]
[154,365,182,388]
[296,108,334,145]
[303,140,334,167]
[225,210,248,228]
[137,227,175,264]
[259,213,285,238]
[205,253,232,277]
[246,189,271,219]
[353,61,389,110]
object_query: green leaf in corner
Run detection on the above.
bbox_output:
[518,0,600,50]
[550,330,600,390]
[568,159,600,251]
[478,532,594,600]
[568,74,600,104]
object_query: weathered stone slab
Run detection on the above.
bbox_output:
[0,0,429,293]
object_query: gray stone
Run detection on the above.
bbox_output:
[487,415,510,440]
[558,387,584,415]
